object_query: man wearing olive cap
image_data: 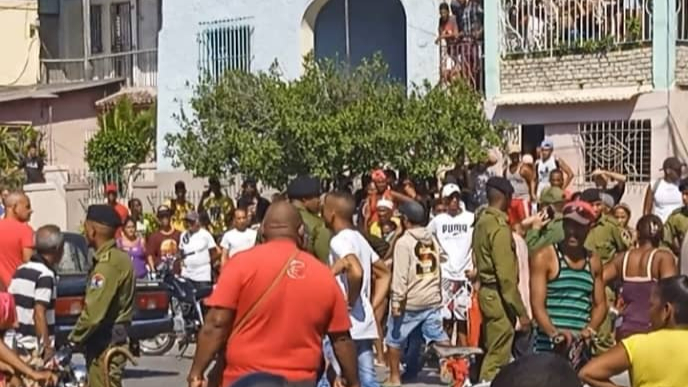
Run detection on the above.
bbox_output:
[286,175,332,264]
[524,186,566,253]
[69,204,135,387]
[473,177,530,382]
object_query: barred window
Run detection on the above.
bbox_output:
[197,17,253,82]
[579,120,652,183]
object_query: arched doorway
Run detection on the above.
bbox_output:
[301,0,407,84]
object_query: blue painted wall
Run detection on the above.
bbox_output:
[314,0,407,83]
[156,0,439,171]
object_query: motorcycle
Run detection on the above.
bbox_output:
[139,256,213,357]
[45,345,136,387]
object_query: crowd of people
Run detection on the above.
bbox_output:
[1,138,688,387]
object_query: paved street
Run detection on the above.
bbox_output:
[72,345,631,387]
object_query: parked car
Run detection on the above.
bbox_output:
[54,232,173,348]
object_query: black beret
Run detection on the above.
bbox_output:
[486,176,514,195]
[580,188,601,204]
[287,176,321,199]
[86,205,122,229]
[399,201,427,225]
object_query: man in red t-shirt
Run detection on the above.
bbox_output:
[105,183,128,222]
[187,201,359,387]
[0,192,34,288]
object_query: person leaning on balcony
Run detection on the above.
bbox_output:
[436,3,459,46]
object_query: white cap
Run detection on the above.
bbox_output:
[441,183,461,198]
[376,199,394,210]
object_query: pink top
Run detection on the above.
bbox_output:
[513,233,532,327]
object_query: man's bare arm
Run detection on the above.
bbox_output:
[188,308,235,382]
[331,255,363,308]
[530,247,558,336]
[329,331,361,387]
[557,157,575,189]
[588,255,608,331]
[643,185,653,216]
[33,304,50,353]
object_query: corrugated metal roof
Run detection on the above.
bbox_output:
[493,85,653,106]
[95,87,156,108]
[0,78,124,103]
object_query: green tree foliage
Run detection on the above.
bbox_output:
[0,126,44,189]
[166,54,503,189]
[86,97,156,175]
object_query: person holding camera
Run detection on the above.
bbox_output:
[523,187,566,253]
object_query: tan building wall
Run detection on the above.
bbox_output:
[0,0,40,86]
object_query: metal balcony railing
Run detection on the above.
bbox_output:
[500,0,653,56]
[439,39,485,94]
[40,48,158,87]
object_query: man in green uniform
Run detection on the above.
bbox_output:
[525,186,566,252]
[663,178,688,255]
[579,188,629,355]
[473,177,530,382]
[69,205,136,387]
[286,175,331,264]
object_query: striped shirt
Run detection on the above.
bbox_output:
[8,255,56,350]
[535,245,593,352]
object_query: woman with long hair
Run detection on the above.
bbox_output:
[603,214,678,340]
[117,216,149,279]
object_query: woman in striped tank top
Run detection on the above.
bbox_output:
[530,201,607,354]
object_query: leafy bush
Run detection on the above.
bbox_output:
[0,125,44,189]
[166,53,504,188]
[86,97,156,176]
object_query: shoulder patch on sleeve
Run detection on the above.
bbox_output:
[89,273,105,289]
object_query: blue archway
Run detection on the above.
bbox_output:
[313,0,407,84]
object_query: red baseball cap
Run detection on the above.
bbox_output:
[562,200,596,225]
[104,183,118,194]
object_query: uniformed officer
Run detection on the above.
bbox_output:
[525,186,566,252]
[69,205,136,387]
[286,175,332,264]
[473,177,530,382]
[663,178,688,255]
[580,188,629,355]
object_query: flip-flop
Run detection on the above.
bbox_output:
[380,380,402,387]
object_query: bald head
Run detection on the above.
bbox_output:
[5,191,32,222]
[261,201,303,243]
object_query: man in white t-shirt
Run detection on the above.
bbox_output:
[219,207,257,265]
[427,183,475,346]
[322,191,391,387]
[179,211,219,285]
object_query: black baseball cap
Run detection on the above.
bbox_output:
[398,201,426,225]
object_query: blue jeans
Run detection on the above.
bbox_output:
[355,339,379,387]
[385,308,449,348]
[319,339,379,387]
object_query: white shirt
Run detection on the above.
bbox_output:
[329,229,379,340]
[652,179,683,223]
[179,228,217,282]
[428,211,475,281]
[220,228,257,258]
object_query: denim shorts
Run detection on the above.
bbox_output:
[385,307,449,349]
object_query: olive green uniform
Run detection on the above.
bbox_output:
[583,214,630,354]
[473,207,527,381]
[663,207,688,254]
[525,215,564,253]
[69,240,135,387]
[293,202,332,264]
